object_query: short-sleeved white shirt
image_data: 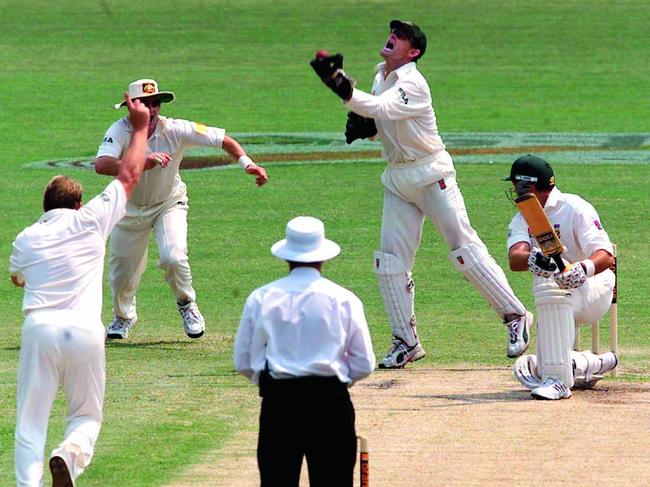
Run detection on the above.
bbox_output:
[97,116,225,206]
[345,62,448,166]
[234,267,376,386]
[9,180,127,328]
[507,187,613,262]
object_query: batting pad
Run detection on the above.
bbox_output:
[448,243,526,318]
[534,277,575,388]
[373,251,418,346]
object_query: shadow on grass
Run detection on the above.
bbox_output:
[106,340,194,349]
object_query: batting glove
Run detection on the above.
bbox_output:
[527,248,557,278]
[554,262,588,289]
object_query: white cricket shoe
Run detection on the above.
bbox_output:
[505,311,533,358]
[574,351,618,389]
[49,453,75,487]
[378,338,425,369]
[531,378,572,400]
[106,316,137,340]
[178,301,205,338]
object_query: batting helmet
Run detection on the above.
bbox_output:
[503,154,555,191]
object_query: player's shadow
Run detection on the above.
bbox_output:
[106,340,195,351]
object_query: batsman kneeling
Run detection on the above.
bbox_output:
[504,155,618,400]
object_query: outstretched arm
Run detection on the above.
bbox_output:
[222,136,268,187]
[117,94,151,198]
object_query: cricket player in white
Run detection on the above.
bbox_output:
[95,79,268,340]
[311,20,532,368]
[10,95,150,486]
[504,155,618,400]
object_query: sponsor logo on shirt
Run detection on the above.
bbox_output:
[397,87,409,105]
[103,137,114,143]
[437,179,446,190]
[594,220,603,230]
[194,123,208,135]
[554,223,561,239]
[456,256,464,265]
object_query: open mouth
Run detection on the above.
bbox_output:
[384,40,394,51]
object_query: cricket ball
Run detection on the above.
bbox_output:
[315,49,330,59]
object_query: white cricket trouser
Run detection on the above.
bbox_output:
[571,269,615,325]
[109,193,196,320]
[380,151,522,317]
[15,312,105,487]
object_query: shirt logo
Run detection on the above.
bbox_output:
[103,137,113,143]
[397,87,409,105]
[456,256,465,265]
[142,82,156,94]
[194,123,207,135]
[437,179,447,190]
[594,220,603,230]
[553,223,561,239]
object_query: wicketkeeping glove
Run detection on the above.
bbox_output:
[310,53,354,101]
[553,262,587,289]
[527,248,557,278]
[345,111,377,144]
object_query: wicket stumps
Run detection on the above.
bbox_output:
[358,436,369,487]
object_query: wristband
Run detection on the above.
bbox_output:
[238,155,254,170]
[579,259,596,277]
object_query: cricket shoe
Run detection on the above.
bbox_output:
[49,453,75,487]
[505,311,533,358]
[573,351,618,389]
[178,301,205,338]
[531,378,572,400]
[106,316,137,340]
[378,338,425,369]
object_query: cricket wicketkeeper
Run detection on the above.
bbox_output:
[311,20,532,368]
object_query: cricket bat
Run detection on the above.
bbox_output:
[515,193,566,272]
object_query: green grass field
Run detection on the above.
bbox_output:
[1,1,649,485]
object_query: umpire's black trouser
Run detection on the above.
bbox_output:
[257,372,356,487]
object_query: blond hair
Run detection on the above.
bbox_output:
[43,175,83,212]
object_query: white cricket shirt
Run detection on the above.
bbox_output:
[234,266,376,385]
[9,180,127,328]
[507,187,614,262]
[97,116,225,206]
[345,61,448,167]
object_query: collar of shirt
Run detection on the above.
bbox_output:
[288,266,322,280]
[544,187,562,210]
[377,61,417,80]
[38,208,75,224]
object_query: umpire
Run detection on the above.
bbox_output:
[234,216,375,487]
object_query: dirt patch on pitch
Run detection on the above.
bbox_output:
[167,367,650,486]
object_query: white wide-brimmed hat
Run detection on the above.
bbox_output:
[114,79,175,109]
[271,216,340,263]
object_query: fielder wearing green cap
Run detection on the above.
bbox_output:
[311,21,533,369]
[504,155,618,400]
